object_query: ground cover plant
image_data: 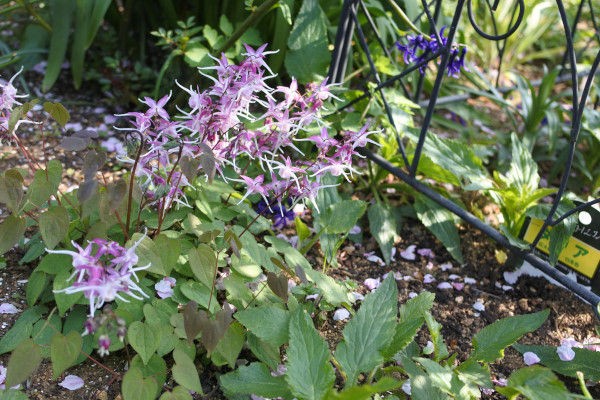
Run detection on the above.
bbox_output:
[1,0,600,399]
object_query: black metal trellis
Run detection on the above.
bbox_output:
[329,0,600,313]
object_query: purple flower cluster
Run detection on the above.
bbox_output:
[0,68,33,139]
[47,236,149,317]
[395,28,467,77]
[257,198,296,229]
[116,44,377,217]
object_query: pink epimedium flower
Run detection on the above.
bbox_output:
[238,174,268,204]
[306,126,338,152]
[155,277,176,299]
[98,334,111,357]
[48,238,150,317]
[140,92,172,120]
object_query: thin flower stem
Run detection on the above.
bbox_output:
[31,307,57,341]
[386,0,430,38]
[125,137,145,241]
[213,0,279,56]
[577,371,593,399]
[207,250,222,311]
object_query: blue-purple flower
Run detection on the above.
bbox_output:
[395,28,467,77]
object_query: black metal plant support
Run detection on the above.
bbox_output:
[329,0,600,313]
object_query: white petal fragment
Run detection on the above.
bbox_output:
[59,375,84,390]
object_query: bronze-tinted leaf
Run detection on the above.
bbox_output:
[78,179,98,203]
[198,304,234,355]
[82,150,106,180]
[266,272,288,302]
[294,265,308,284]
[180,156,201,183]
[0,169,24,212]
[60,135,89,151]
[224,230,242,258]
[183,301,202,344]
[107,179,127,211]
[199,143,216,183]
[270,257,294,276]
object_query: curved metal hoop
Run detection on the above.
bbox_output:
[467,0,525,40]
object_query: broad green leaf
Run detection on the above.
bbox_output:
[424,311,449,362]
[414,357,453,392]
[179,281,220,314]
[122,367,158,400]
[172,348,203,394]
[409,131,491,190]
[43,102,70,127]
[286,308,335,400]
[414,195,464,263]
[247,332,281,371]
[130,354,168,398]
[495,366,571,400]
[335,274,398,386]
[133,233,180,275]
[42,0,74,92]
[321,200,367,234]
[211,321,245,368]
[470,310,549,363]
[188,244,217,288]
[504,132,540,192]
[368,202,399,265]
[26,270,47,306]
[220,362,292,399]
[0,214,26,255]
[0,389,30,399]
[399,291,436,323]
[5,339,42,388]
[400,356,447,400]
[50,331,82,378]
[184,46,210,67]
[382,317,424,359]
[0,169,24,212]
[28,160,62,207]
[328,377,403,400]
[39,205,69,249]
[35,253,72,275]
[304,268,350,306]
[53,269,83,316]
[159,386,193,400]
[31,314,62,358]
[513,344,600,380]
[127,322,160,365]
[0,306,46,354]
[285,0,330,82]
[235,305,289,347]
[7,101,38,132]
